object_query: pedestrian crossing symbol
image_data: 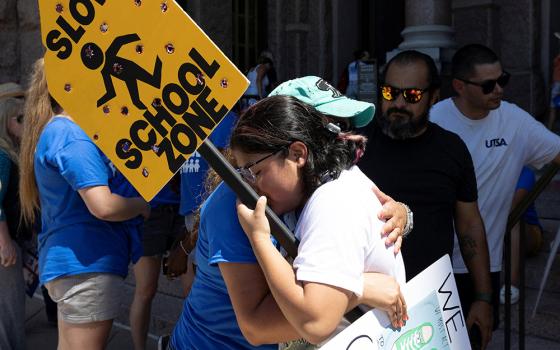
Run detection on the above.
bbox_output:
[38,0,249,200]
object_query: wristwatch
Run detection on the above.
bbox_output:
[400,202,414,238]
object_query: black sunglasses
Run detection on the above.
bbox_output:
[380,84,429,104]
[457,71,510,94]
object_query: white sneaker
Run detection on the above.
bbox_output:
[499,285,520,305]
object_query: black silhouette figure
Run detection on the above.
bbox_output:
[315,78,343,98]
[81,34,162,110]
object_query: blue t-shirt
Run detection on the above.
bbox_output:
[515,166,541,227]
[151,184,180,206]
[179,111,237,216]
[171,182,276,350]
[36,117,140,284]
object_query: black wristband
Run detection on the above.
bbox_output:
[474,292,492,304]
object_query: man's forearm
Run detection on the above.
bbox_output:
[458,222,492,294]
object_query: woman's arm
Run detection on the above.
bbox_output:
[348,272,408,328]
[237,197,351,344]
[219,262,301,345]
[0,221,17,267]
[78,185,149,222]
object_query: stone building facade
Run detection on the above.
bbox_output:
[0,0,42,85]
[2,0,559,117]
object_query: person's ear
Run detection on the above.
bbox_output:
[451,78,464,95]
[430,88,440,105]
[288,141,308,167]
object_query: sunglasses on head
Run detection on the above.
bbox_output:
[380,85,429,104]
[457,71,510,94]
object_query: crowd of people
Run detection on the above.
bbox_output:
[2,40,560,350]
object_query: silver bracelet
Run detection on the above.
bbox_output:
[398,202,414,238]
[179,240,190,256]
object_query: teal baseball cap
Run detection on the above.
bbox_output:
[269,76,375,128]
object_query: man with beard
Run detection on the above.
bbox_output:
[359,50,494,349]
[431,44,560,334]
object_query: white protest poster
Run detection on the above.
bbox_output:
[321,255,471,350]
[38,0,249,200]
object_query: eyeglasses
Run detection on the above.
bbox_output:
[236,149,284,183]
[380,85,428,104]
[457,71,510,94]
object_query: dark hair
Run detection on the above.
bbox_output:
[258,56,273,66]
[451,44,499,79]
[230,95,366,197]
[382,50,441,90]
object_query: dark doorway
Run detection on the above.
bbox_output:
[373,0,405,67]
[232,0,268,73]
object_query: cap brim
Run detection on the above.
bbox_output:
[315,98,375,128]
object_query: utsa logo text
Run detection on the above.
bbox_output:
[485,138,508,148]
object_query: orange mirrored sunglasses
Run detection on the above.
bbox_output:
[380,84,428,104]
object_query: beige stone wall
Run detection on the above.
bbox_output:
[0,0,42,86]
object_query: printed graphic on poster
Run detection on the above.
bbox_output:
[357,60,377,104]
[321,255,470,350]
[38,0,249,200]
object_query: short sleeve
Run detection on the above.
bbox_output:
[293,187,374,296]
[205,184,258,265]
[519,109,560,168]
[54,140,109,190]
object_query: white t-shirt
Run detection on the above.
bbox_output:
[431,98,560,273]
[292,166,406,296]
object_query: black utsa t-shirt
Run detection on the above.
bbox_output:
[358,121,477,280]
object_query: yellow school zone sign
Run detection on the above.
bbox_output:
[39,0,249,200]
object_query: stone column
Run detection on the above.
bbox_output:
[387,0,455,75]
[385,0,456,96]
[0,0,20,83]
[17,0,43,83]
[267,0,332,82]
